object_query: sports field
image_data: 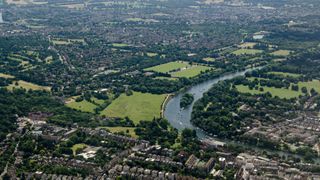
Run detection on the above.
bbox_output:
[100,91,167,124]
[171,66,211,78]
[144,61,189,73]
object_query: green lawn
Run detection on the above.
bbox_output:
[144,61,189,73]
[271,50,292,56]
[232,49,263,56]
[66,100,97,113]
[7,80,51,91]
[100,91,167,124]
[236,85,302,99]
[102,127,137,138]
[71,143,87,156]
[171,66,211,78]
[297,80,320,93]
[268,71,301,78]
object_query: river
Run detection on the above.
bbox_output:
[164,68,256,139]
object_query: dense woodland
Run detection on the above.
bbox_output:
[0,88,92,141]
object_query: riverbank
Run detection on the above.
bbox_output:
[160,94,174,118]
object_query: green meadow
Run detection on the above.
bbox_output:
[297,80,320,93]
[7,80,51,91]
[271,50,292,56]
[268,71,301,78]
[232,49,263,55]
[100,91,167,124]
[66,100,98,113]
[145,61,212,78]
[236,85,303,99]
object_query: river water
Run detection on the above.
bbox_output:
[164,68,255,139]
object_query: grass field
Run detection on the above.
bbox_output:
[102,127,137,138]
[71,143,87,156]
[145,61,212,78]
[144,61,189,73]
[112,43,129,47]
[171,66,211,78]
[91,97,105,105]
[0,73,14,78]
[297,80,320,93]
[51,39,71,45]
[239,42,257,48]
[232,49,263,56]
[271,50,292,56]
[203,57,215,62]
[66,100,97,113]
[236,85,302,99]
[268,71,301,78]
[7,80,51,91]
[51,38,85,45]
[101,91,167,124]
[146,52,158,57]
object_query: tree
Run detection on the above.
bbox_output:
[301,87,308,94]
